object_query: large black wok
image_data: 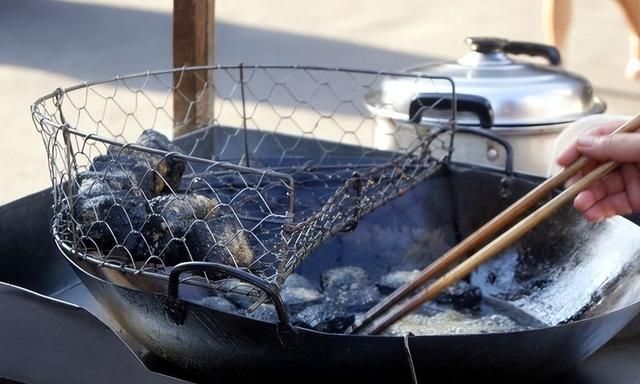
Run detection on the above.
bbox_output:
[57,164,640,384]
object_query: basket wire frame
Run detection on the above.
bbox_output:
[32,65,457,298]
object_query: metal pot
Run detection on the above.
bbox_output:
[367,37,607,176]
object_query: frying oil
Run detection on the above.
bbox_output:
[383,296,544,336]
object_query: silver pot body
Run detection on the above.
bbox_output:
[373,119,567,176]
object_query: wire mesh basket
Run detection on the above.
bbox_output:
[32,65,456,297]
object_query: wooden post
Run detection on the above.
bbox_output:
[173,0,215,137]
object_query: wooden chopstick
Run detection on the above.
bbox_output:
[351,114,640,335]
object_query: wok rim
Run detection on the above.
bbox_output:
[58,238,640,340]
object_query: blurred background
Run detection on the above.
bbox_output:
[1,0,638,204]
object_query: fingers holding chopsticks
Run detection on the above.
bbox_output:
[556,118,640,221]
[573,164,640,221]
[556,120,623,167]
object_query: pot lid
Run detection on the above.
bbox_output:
[367,37,606,127]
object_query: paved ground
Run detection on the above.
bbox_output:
[1,0,639,204]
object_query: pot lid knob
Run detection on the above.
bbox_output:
[465,37,508,53]
[464,36,562,66]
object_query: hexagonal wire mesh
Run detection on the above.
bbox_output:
[32,65,456,299]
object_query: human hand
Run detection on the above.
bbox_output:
[556,119,640,222]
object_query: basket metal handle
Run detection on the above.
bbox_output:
[165,261,295,332]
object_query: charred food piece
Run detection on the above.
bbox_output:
[77,173,131,196]
[108,130,185,195]
[73,191,150,260]
[294,302,355,333]
[281,273,325,313]
[331,285,381,313]
[144,193,219,265]
[321,266,370,292]
[435,280,483,309]
[202,213,254,267]
[150,193,219,227]
[145,194,254,267]
[135,130,185,193]
[186,201,256,267]
[79,154,155,196]
[320,266,381,313]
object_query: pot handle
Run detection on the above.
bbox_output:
[503,40,562,66]
[409,93,494,129]
[165,261,295,331]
